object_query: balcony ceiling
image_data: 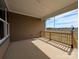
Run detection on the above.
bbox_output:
[5,0,77,18]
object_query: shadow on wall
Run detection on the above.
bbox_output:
[4,39,50,59]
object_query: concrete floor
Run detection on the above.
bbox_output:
[4,38,78,59]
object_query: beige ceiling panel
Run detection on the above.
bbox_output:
[5,0,77,18]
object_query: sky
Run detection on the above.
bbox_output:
[46,9,78,28]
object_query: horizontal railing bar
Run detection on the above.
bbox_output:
[41,31,71,35]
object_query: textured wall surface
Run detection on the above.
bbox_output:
[8,12,44,41]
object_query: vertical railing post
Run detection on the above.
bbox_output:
[49,32,51,41]
[67,34,69,45]
[61,33,62,43]
[71,27,74,48]
[44,31,45,38]
[40,31,41,37]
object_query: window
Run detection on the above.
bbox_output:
[0,9,5,20]
[0,0,7,21]
[0,0,9,40]
[0,21,4,39]
[45,9,78,28]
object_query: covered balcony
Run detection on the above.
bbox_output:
[0,0,78,59]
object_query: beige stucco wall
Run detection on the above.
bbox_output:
[8,12,44,41]
[0,38,10,59]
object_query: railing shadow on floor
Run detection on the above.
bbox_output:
[40,30,74,55]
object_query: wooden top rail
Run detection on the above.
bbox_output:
[41,31,71,35]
